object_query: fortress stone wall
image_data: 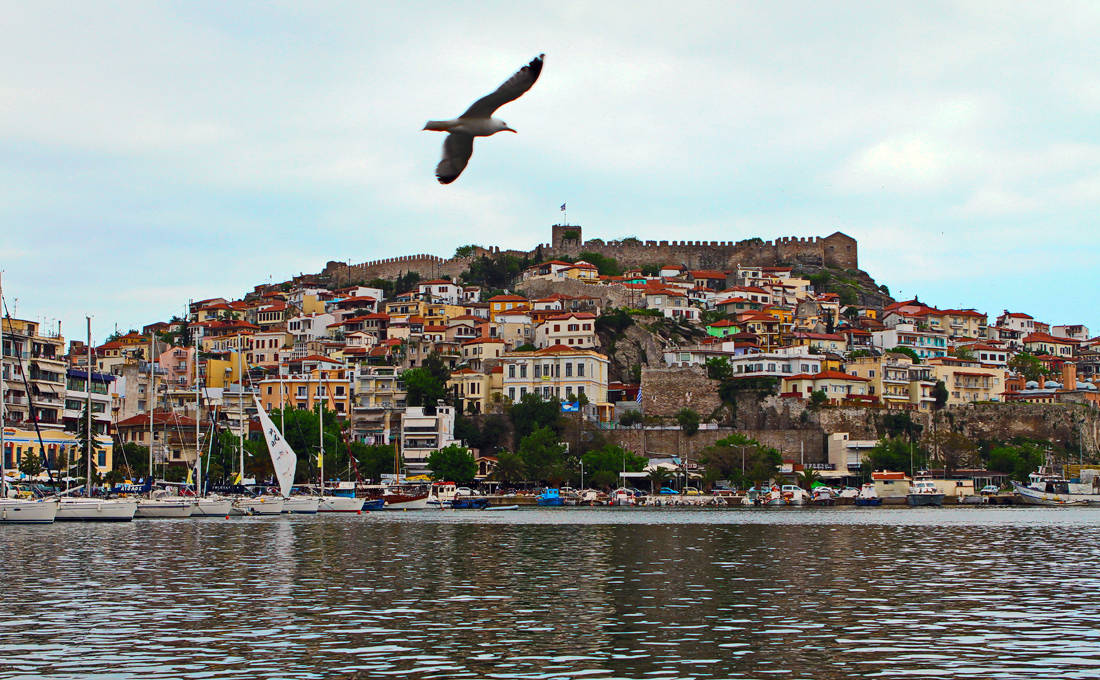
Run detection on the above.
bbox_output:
[321,225,858,285]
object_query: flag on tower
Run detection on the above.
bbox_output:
[560,203,566,211]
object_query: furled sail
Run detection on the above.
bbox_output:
[254,396,296,498]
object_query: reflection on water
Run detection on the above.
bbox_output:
[3,508,1100,679]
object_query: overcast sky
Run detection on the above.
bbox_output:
[2,1,1098,344]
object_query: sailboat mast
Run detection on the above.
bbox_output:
[86,317,93,496]
[237,343,243,482]
[194,343,201,496]
[148,333,154,492]
[318,369,324,494]
[0,273,6,498]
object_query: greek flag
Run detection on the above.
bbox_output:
[561,401,579,412]
[636,388,643,403]
[560,203,566,211]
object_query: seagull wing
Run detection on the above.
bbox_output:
[461,54,545,119]
[436,132,475,184]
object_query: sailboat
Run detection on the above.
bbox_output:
[229,349,283,516]
[315,378,363,513]
[0,275,59,524]
[135,333,196,518]
[188,347,232,517]
[56,316,138,522]
[256,394,317,514]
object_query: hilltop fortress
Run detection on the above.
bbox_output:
[322,225,858,285]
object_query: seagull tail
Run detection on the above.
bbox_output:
[423,120,453,132]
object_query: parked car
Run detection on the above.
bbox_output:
[658,487,679,495]
[455,487,479,496]
[682,486,702,496]
[979,484,1000,495]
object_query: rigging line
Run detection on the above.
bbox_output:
[1,293,58,488]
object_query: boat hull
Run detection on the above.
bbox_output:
[384,494,429,510]
[854,497,882,506]
[1012,482,1094,506]
[283,496,320,514]
[318,496,364,512]
[57,498,137,521]
[135,498,195,518]
[451,497,489,510]
[907,493,945,507]
[0,498,59,523]
[191,498,233,517]
[234,497,286,515]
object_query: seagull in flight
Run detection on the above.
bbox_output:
[424,53,544,184]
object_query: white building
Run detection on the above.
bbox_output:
[400,403,460,475]
[533,313,597,349]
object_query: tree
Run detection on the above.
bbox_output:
[427,444,477,483]
[864,436,927,478]
[932,380,949,410]
[646,467,672,493]
[699,434,781,489]
[987,442,1045,482]
[675,408,700,436]
[402,367,447,407]
[881,411,923,441]
[266,405,343,483]
[889,347,921,364]
[1008,352,1045,382]
[619,409,643,427]
[951,346,975,361]
[848,349,872,358]
[796,468,821,491]
[454,244,479,258]
[18,448,42,478]
[76,405,102,482]
[577,252,622,276]
[491,450,526,484]
[926,430,979,476]
[808,390,828,409]
[509,392,563,441]
[581,444,646,489]
[705,356,732,380]
[350,443,397,482]
[518,426,567,484]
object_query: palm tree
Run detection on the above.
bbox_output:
[797,468,821,491]
[646,467,673,494]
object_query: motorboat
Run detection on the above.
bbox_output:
[451,495,489,509]
[781,484,810,506]
[854,483,882,507]
[536,488,564,506]
[361,498,385,511]
[609,488,639,506]
[811,486,837,506]
[56,496,138,521]
[907,479,945,507]
[1013,467,1100,506]
[318,481,365,512]
[838,486,860,499]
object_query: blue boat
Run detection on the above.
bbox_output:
[536,488,564,507]
[361,498,386,511]
[451,496,489,509]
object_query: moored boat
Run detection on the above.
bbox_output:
[283,495,321,514]
[536,488,564,506]
[854,483,882,507]
[57,496,138,521]
[135,490,196,518]
[907,479,945,507]
[0,497,59,523]
[382,483,430,510]
[1012,466,1100,506]
[191,496,233,517]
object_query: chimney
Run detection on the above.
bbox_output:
[1038,374,1045,389]
[1062,362,1077,391]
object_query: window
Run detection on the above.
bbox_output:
[534,365,541,379]
[297,386,306,397]
[335,386,345,396]
[565,363,573,377]
[520,365,527,378]
[509,387,516,401]
[577,363,585,377]
[508,364,516,378]
[520,387,527,397]
[577,386,585,395]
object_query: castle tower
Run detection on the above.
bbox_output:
[551,223,582,250]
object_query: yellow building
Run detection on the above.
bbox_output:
[205,350,250,389]
[781,370,871,401]
[447,366,504,414]
[488,295,531,321]
[500,346,609,404]
[927,357,1006,405]
[257,367,352,419]
[845,353,937,411]
[564,261,600,282]
[2,427,114,477]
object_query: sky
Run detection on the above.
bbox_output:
[2,1,1099,345]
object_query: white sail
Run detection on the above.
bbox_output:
[254,396,297,498]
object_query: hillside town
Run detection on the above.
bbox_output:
[3,225,1098,497]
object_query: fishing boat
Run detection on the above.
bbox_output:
[536,488,564,506]
[1012,466,1100,506]
[907,479,945,507]
[781,484,811,506]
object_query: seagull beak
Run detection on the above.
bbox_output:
[504,126,517,133]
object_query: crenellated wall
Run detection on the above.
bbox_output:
[321,226,858,285]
